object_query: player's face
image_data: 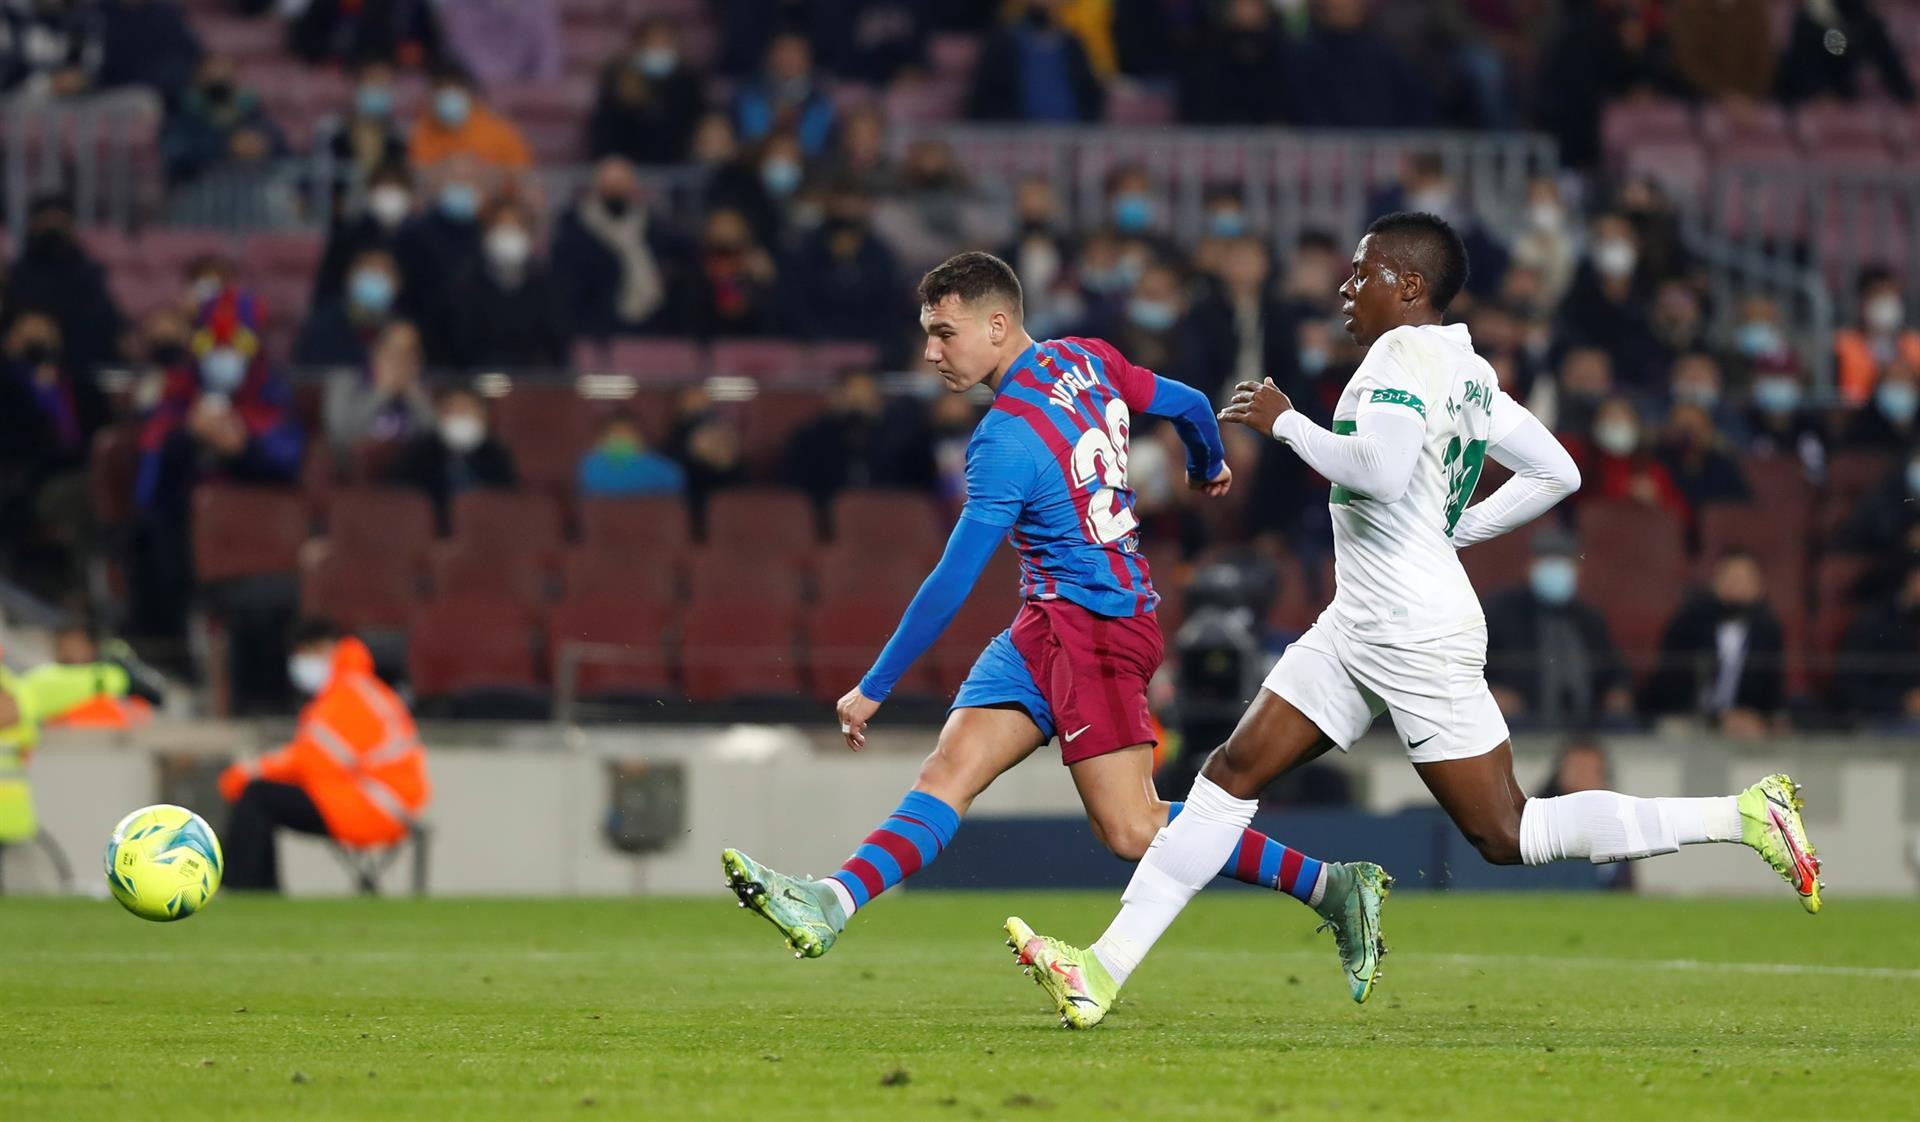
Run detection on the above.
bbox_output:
[1338,234,1406,347]
[920,295,1000,393]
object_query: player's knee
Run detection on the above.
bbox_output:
[1467,819,1523,866]
[1091,813,1159,862]
[1198,740,1264,800]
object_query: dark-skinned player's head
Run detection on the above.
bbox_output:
[1339,211,1469,347]
[918,251,1026,394]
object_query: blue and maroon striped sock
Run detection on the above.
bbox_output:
[1169,800,1327,904]
[829,791,961,915]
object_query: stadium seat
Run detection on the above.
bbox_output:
[927,589,1021,692]
[348,438,407,485]
[738,391,832,474]
[1698,504,1809,608]
[409,599,546,708]
[299,546,419,634]
[686,549,806,604]
[579,496,692,556]
[807,340,881,375]
[564,544,682,604]
[323,488,436,565]
[1794,102,1893,150]
[814,542,935,603]
[192,486,312,583]
[1821,452,1896,537]
[450,490,566,558]
[704,488,817,551]
[602,338,705,380]
[1458,521,1543,601]
[829,490,946,552]
[547,596,677,702]
[492,385,598,491]
[88,424,140,531]
[1575,501,1688,589]
[709,339,809,381]
[1619,138,1711,210]
[1601,99,1696,165]
[1699,101,1792,149]
[428,542,553,609]
[678,596,806,702]
[805,592,928,702]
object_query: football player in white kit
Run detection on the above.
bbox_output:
[1003,212,1824,1030]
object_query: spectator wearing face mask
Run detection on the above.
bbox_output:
[443,198,569,371]
[1844,360,1920,452]
[1668,352,1744,443]
[997,178,1083,340]
[324,319,434,461]
[1,194,124,378]
[1483,527,1634,728]
[787,179,906,354]
[687,207,783,340]
[130,291,304,639]
[578,412,684,499]
[315,58,409,211]
[1658,400,1751,518]
[1834,267,1920,406]
[159,54,287,184]
[295,248,405,367]
[385,385,518,533]
[408,64,530,172]
[705,131,806,251]
[1509,177,1576,308]
[551,157,683,339]
[587,18,707,165]
[1189,184,1253,280]
[1727,294,1801,385]
[312,160,416,306]
[1744,367,1827,483]
[732,32,835,156]
[0,312,109,598]
[1834,564,1920,728]
[781,369,933,518]
[1574,396,1690,524]
[1642,549,1787,738]
[1099,165,1175,260]
[1557,212,1664,387]
[1182,236,1293,405]
[1106,258,1192,380]
[398,156,488,358]
[968,0,1106,123]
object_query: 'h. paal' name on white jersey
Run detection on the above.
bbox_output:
[1325,322,1518,644]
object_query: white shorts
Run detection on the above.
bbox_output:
[1261,616,1509,764]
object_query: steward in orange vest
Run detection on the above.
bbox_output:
[219,620,428,891]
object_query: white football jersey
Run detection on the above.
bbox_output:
[1323,323,1524,644]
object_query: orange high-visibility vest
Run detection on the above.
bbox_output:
[47,694,154,730]
[1834,327,1920,405]
[219,638,429,847]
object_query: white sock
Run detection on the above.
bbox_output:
[824,877,857,922]
[1519,792,1742,866]
[1305,863,1329,908]
[1090,776,1257,986]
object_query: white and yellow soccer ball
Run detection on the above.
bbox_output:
[103,804,224,921]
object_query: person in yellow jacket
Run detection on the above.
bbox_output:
[0,636,165,844]
[45,625,155,732]
[219,619,430,892]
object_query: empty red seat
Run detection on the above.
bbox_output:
[1602,99,1696,161]
[806,593,926,702]
[1576,501,1688,588]
[602,338,705,379]
[564,545,681,604]
[193,486,311,583]
[1458,522,1543,600]
[830,490,945,552]
[686,549,806,603]
[814,543,935,603]
[807,340,880,375]
[1699,504,1809,603]
[1794,102,1890,148]
[1811,553,1875,675]
[300,547,419,633]
[450,490,565,558]
[323,487,435,564]
[492,385,597,491]
[1821,452,1895,536]
[429,543,552,609]
[409,599,544,699]
[738,391,831,473]
[709,339,808,381]
[548,596,676,700]
[704,488,816,550]
[580,495,692,555]
[1622,138,1710,208]
[679,597,806,702]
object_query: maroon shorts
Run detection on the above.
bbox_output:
[1009,599,1165,765]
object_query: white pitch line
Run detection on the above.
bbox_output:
[1404,950,1920,981]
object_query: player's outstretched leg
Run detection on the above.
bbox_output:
[1172,803,1392,1003]
[722,848,847,959]
[1005,916,1120,1029]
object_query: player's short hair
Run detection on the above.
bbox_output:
[1366,210,1470,313]
[917,251,1023,317]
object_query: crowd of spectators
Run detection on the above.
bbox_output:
[1,0,1919,730]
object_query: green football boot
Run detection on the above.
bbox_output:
[1737,774,1822,914]
[1311,861,1393,1004]
[721,848,846,958]
[1004,916,1120,1029]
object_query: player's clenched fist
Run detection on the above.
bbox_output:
[836,687,881,751]
[1217,378,1293,436]
[1189,462,1233,498]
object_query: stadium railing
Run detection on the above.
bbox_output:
[2,90,163,238]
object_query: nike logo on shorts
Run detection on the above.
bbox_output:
[1407,733,1437,751]
[1063,724,1093,743]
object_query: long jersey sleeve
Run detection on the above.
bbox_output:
[1451,404,1581,547]
[1271,407,1426,503]
[857,514,1005,702]
[1144,374,1227,480]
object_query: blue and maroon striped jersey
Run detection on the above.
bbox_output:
[962,337,1168,619]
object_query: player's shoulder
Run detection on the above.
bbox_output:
[1052,335,1124,367]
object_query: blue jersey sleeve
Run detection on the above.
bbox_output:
[959,419,1038,528]
[1144,375,1227,481]
[857,515,1006,702]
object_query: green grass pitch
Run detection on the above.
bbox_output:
[2,892,1915,1120]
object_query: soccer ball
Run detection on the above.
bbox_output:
[103,804,224,922]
